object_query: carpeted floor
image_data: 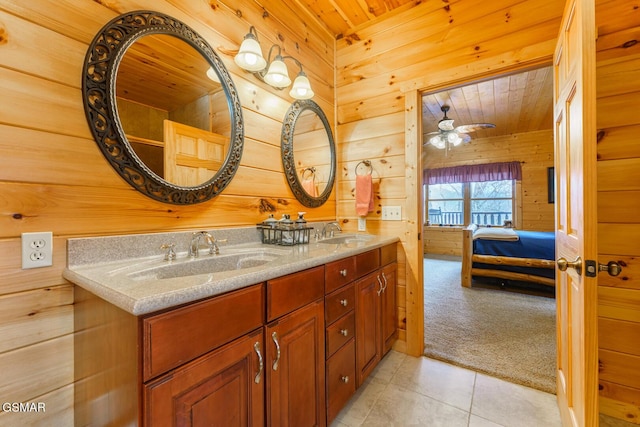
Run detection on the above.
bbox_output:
[423,255,557,394]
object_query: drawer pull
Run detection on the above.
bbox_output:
[254,342,263,384]
[272,332,281,371]
[340,329,348,337]
[340,299,348,307]
[340,269,348,277]
[341,375,350,383]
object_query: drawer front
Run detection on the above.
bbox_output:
[325,283,355,325]
[326,339,356,424]
[325,256,356,293]
[326,311,355,358]
[355,249,380,278]
[267,266,324,322]
[143,284,264,381]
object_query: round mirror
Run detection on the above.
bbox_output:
[281,100,336,208]
[82,11,243,204]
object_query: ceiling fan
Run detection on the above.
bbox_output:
[425,105,495,149]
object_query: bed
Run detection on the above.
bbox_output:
[461,224,556,288]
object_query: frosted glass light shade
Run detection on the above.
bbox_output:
[234,36,266,72]
[263,57,291,88]
[429,135,446,149]
[289,72,314,99]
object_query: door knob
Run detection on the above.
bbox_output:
[599,261,622,277]
[557,256,582,275]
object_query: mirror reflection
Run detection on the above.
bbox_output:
[116,34,232,187]
[281,100,336,207]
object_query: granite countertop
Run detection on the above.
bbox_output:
[63,226,398,316]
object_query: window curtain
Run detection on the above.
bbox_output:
[424,161,522,184]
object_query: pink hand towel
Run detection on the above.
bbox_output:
[302,178,317,197]
[355,174,374,216]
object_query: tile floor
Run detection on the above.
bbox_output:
[331,351,562,427]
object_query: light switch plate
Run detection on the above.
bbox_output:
[381,206,402,221]
[358,217,367,231]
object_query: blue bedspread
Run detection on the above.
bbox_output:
[473,230,555,279]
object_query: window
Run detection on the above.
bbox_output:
[424,162,521,226]
[426,180,515,226]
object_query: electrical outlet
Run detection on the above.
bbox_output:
[381,206,402,221]
[358,217,367,231]
[22,232,53,269]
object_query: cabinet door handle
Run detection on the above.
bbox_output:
[381,272,388,292]
[253,341,263,384]
[340,329,349,337]
[340,299,348,307]
[340,269,348,277]
[341,375,350,383]
[271,332,281,371]
[377,275,383,296]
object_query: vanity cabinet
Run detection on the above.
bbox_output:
[73,244,395,427]
[355,244,398,386]
[265,266,326,427]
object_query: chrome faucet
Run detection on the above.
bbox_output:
[188,231,222,257]
[322,221,342,238]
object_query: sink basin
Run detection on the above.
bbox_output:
[127,248,289,280]
[318,234,374,245]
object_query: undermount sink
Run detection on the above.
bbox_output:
[318,234,374,245]
[127,247,290,280]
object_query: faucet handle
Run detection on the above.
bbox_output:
[160,243,176,261]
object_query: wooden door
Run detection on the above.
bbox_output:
[163,119,227,186]
[553,0,598,425]
[380,262,398,355]
[266,300,326,427]
[355,271,381,386]
[143,328,265,427]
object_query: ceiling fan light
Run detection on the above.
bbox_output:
[447,132,463,146]
[263,56,291,88]
[234,33,267,72]
[289,71,314,99]
[429,135,446,149]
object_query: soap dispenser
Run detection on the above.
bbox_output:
[295,212,308,243]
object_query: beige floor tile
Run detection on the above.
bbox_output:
[361,382,470,427]
[369,350,407,384]
[468,414,504,427]
[471,373,561,427]
[332,376,388,427]
[391,355,476,412]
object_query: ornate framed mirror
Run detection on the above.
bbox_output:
[82,10,243,204]
[281,100,336,208]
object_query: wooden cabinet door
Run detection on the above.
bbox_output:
[267,299,326,427]
[144,328,265,427]
[380,262,397,355]
[355,271,382,386]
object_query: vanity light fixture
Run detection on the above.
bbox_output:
[234,26,314,100]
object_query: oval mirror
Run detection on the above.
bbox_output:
[82,11,243,204]
[281,100,336,208]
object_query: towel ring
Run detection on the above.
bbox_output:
[301,167,316,180]
[355,160,372,176]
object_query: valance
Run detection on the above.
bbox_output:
[424,161,522,184]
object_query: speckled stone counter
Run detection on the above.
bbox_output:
[63,225,399,316]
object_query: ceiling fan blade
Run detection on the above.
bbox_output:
[425,130,441,136]
[454,123,496,133]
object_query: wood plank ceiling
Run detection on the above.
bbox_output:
[297,0,554,141]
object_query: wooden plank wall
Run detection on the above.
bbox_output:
[423,129,555,255]
[595,3,640,421]
[335,0,565,355]
[0,0,334,424]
